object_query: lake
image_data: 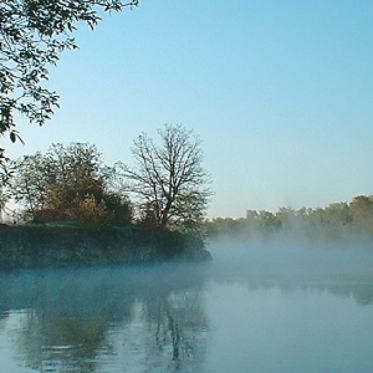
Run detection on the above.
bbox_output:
[1,240,373,372]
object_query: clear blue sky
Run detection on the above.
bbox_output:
[6,0,373,218]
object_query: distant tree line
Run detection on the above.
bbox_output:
[1,124,212,236]
[206,196,373,242]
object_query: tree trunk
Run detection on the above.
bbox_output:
[161,199,173,227]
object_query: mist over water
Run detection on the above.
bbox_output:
[1,237,373,372]
[208,234,373,275]
[203,237,373,372]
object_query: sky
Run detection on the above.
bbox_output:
[4,0,373,218]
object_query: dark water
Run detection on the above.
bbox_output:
[1,241,373,372]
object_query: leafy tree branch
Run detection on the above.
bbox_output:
[0,0,138,160]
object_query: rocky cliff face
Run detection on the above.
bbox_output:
[0,224,212,270]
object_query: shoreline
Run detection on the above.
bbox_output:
[0,224,212,271]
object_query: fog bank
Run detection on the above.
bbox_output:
[206,234,373,280]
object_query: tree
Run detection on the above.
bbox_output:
[8,152,50,218]
[45,142,108,214]
[0,167,10,222]
[8,142,131,225]
[0,0,138,160]
[349,195,373,234]
[122,124,212,233]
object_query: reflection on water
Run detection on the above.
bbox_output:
[0,264,209,372]
[1,243,373,372]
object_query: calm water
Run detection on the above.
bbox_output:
[1,241,373,372]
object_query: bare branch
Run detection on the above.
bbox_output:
[124,124,212,232]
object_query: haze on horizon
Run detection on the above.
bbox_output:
[4,0,373,219]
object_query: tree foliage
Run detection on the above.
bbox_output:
[8,151,49,217]
[8,142,131,226]
[0,0,138,159]
[206,195,373,242]
[122,124,212,233]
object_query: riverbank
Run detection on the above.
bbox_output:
[0,224,212,270]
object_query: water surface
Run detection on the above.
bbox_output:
[1,242,373,372]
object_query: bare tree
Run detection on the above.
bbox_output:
[122,124,212,232]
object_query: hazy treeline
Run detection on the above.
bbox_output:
[206,195,373,243]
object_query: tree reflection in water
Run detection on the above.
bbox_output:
[0,263,209,372]
[2,253,373,372]
[144,289,207,370]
